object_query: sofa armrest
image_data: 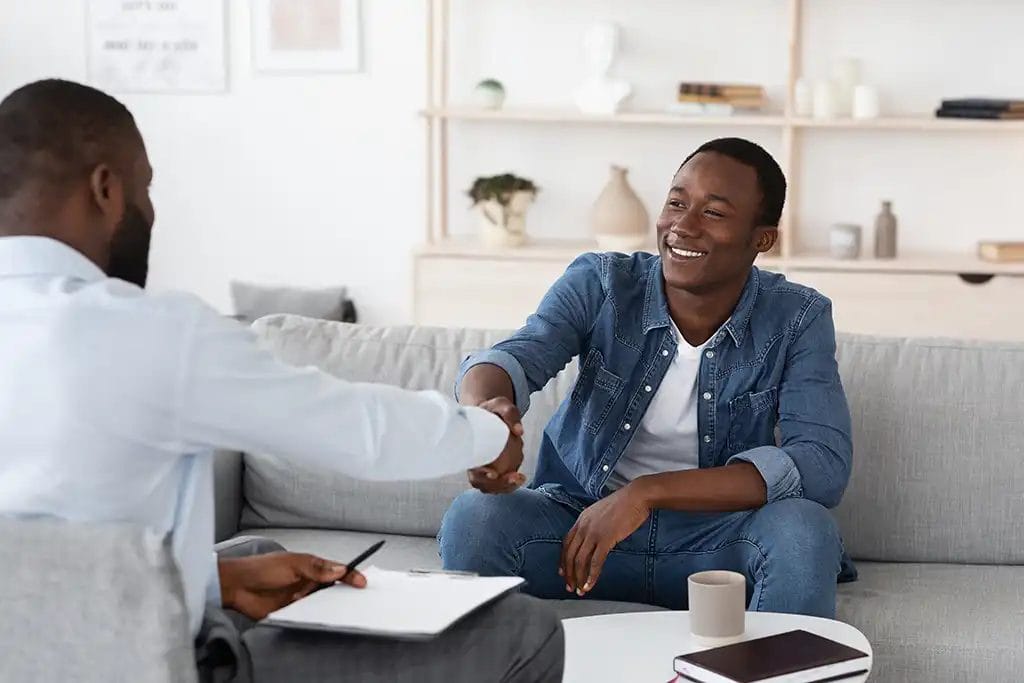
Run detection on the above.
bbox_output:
[213,450,244,542]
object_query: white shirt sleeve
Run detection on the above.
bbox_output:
[174,306,509,480]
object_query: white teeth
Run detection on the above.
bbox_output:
[670,247,707,258]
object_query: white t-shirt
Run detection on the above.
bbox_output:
[606,322,710,490]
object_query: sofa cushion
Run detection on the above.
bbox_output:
[0,517,195,683]
[240,318,576,537]
[836,561,1024,681]
[832,336,1024,564]
[239,526,444,570]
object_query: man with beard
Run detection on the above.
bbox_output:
[0,80,562,682]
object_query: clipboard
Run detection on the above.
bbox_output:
[260,566,524,640]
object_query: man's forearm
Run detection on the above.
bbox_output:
[629,462,768,512]
[458,363,515,406]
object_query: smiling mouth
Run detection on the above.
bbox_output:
[668,246,708,259]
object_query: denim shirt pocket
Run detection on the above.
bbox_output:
[727,386,779,452]
[570,348,625,435]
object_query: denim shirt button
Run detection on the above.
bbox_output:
[703,435,711,443]
[705,350,715,359]
[602,464,609,472]
[623,423,631,431]
[662,349,670,357]
[645,385,652,392]
[702,391,712,400]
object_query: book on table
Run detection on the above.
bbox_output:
[673,629,870,683]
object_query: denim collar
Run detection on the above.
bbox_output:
[642,258,761,348]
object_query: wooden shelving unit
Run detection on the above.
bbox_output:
[422,106,787,128]
[424,107,1024,133]
[415,236,1024,276]
[418,0,1024,339]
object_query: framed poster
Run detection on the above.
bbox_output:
[252,0,362,74]
[86,0,227,93]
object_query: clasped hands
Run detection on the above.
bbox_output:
[469,397,652,596]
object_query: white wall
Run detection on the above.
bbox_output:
[3,1,1024,323]
[0,0,425,324]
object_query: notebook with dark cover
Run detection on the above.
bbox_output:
[936,107,1024,120]
[940,98,1024,112]
[674,630,870,683]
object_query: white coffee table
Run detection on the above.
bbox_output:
[563,611,872,682]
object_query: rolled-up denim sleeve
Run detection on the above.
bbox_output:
[455,253,606,415]
[728,298,852,508]
[457,349,532,415]
[727,445,804,503]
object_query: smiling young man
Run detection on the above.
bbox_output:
[440,137,853,618]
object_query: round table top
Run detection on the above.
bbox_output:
[563,610,873,683]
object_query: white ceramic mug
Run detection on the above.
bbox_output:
[688,570,746,646]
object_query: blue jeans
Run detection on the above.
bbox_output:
[439,488,842,618]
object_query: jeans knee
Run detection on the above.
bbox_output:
[753,498,841,568]
[439,490,519,572]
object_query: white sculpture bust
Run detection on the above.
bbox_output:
[573,22,632,115]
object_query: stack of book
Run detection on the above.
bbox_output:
[669,82,766,116]
[936,98,1024,120]
[979,241,1024,262]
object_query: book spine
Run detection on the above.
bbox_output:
[679,83,764,97]
[940,99,1024,112]
[935,108,1008,119]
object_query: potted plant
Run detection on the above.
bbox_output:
[467,173,538,248]
[472,79,506,109]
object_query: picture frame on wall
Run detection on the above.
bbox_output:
[251,0,362,74]
[86,0,228,93]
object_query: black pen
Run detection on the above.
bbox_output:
[308,540,385,595]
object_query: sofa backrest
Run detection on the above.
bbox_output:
[241,317,576,536]
[832,335,1024,564]
[244,318,1024,565]
[0,517,196,683]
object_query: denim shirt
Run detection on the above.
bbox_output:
[457,252,853,509]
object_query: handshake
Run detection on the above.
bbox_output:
[469,397,528,494]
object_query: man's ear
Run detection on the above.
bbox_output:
[753,226,779,254]
[88,164,125,229]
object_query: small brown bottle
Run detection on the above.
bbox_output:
[874,201,897,259]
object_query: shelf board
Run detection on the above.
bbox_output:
[791,116,1024,132]
[423,107,786,127]
[417,238,1024,275]
[424,108,1024,132]
[785,253,1024,275]
[416,236,601,261]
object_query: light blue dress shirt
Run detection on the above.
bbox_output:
[0,236,508,637]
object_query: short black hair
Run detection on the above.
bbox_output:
[679,137,786,227]
[0,79,138,201]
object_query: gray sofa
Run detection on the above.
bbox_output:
[214,316,1024,681]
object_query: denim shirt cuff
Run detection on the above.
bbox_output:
[727,445,803,503]
[456,349,532,415]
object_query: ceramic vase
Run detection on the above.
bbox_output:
[592,166,650,252]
